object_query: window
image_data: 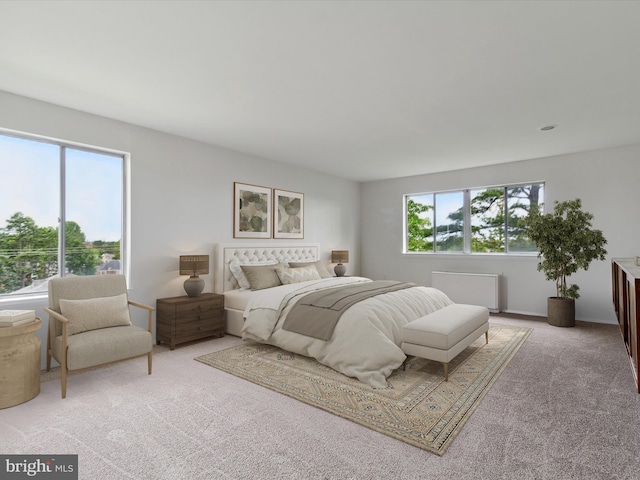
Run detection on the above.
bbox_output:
[0,130,127,298]
[404,183,544,254]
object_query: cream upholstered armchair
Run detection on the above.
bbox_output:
[44,274,154,398]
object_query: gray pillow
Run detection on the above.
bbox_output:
[240,264,283,290]
[288,260,333,279]
[229,260,277,289]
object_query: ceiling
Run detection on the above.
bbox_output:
[2,1,640,182]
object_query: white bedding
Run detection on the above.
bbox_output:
[241,276,453,388]
[223,288,253,311]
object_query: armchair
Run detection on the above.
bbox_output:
[44,274,154,398]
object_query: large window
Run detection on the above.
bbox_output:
[405,183,543,254]
[0,130,127,298]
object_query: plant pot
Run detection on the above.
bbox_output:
[547,297,575,327]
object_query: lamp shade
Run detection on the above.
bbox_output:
[331,250,349,264]
[179,255,209,276]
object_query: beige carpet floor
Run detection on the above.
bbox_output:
[196,323,532,455]
[1,315,639,479]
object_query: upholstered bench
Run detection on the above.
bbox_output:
[401,304,490,381]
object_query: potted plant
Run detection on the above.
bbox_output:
[524,198,607,327]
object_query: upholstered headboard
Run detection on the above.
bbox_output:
[214,243,320,294]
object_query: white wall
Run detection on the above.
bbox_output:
[360,144,640,324]
[0,90,361,368]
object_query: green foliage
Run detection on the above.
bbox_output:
[0,212,58,290]
[65,221,100,276]
[0,213,106,294]
[406,199,433,252]
[524,199,608,299]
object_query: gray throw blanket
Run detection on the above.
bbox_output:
[282,280,416,340]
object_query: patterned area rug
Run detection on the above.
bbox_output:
[195,323,531,455]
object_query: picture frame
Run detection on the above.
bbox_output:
[273,188,304,239]
[233,182,272,238]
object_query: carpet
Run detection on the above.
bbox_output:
[195,323,531,456]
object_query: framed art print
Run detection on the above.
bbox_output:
[234,182,272,238]
[273,189,304,239]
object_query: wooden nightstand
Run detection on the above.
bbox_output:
[156,293,224,350]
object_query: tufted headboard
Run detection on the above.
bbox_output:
[214,243,321,294]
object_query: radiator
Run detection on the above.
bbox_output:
[431,271,500,312]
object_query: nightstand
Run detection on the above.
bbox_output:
[156,293,224,350]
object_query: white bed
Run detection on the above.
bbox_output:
[214,243,324,336]
[214,243,453,388]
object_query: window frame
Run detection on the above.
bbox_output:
[0,127,131,300]
[403,181,544,256]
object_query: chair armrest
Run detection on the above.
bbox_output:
[128,300,155,312]
[43,307,69,354]
[43,307,69,325]
[127,301,155,334]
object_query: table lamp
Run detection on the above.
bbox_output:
[179,255,209,297]
[331,250,349,277]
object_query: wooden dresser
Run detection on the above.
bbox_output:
[611,259,640,393]
[156,293,224,350]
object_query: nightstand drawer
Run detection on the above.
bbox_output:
[176,297,223,316]
[176,314,224,340]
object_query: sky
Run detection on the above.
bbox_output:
[0,134,122,242]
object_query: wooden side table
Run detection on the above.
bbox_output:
[0,318,42,409]
[156,293,224,350]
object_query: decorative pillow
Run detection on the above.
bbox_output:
[288,260,333,279]
[59,293,131,336]
[240,264,283,291]
[229,260,277,289]
[276,265,322,285]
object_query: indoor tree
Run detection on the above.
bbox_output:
[524,198,608,326]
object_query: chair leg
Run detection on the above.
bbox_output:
[61,367,67,399]
[148,351,153,375]
[46,327,52,371]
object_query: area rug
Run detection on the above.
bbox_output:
[195,323,531,455]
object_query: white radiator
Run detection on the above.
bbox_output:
[431,271,500,312]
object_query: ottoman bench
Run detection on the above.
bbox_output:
[401,304,490,380]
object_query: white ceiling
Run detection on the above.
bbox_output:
[2,1,640,182]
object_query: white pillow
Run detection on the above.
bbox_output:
[59,293,131,336]
[276,265,322,285]
[229,260,277,289]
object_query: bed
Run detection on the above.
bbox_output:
[214,243,453,388]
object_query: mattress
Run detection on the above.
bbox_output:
[223,288,254,311]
